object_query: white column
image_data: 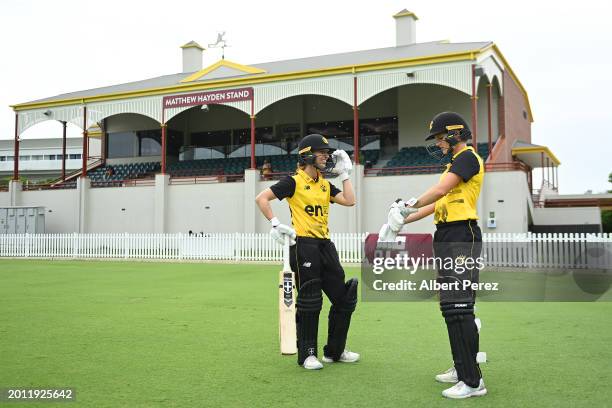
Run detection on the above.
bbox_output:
[348,164,364,233]
[155,173,170,233]
[77,177,90,233]
[8,180,22,206]
[243,169,260,233]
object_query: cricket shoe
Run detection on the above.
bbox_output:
[321,349,360,363]
[435,367,458,383]
[303,356,323,370]
[442,379,487,399]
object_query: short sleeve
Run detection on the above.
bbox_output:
[329,181,341,199]
[449,151,480,182]
[269,176,296,200]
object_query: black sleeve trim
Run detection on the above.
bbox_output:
[449,151,480,182]
[270,176,296,200]
[329,181,341,201]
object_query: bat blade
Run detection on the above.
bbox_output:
[279,269,297,355]
[279,237,297,355]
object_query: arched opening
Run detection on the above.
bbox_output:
[104,113,163,160]
[360,83,475,175]
[491,76,502,141]
[475,76,502,161]
[1,120,92,184]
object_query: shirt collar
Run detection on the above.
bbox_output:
[451,145,473,162]
[297,168,320,183]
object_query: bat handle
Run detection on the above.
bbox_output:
[283,235,291,271]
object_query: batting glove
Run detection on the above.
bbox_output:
[269,217,297,246]
[330,150,352,182]
[377,223,398,243]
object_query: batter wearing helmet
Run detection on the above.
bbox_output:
[255,134,359,370]
[383,112,487,398]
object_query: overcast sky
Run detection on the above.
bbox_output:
[1,0,610,193]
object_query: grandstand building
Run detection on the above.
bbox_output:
[1,10,601,234]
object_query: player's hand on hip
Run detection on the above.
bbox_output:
[331,149,352,181]
[270,217,296,245]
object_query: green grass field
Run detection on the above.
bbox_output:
[1,259,611,407]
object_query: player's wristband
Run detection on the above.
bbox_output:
[337,172,350,182]
[270,217,280,227]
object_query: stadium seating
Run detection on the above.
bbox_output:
[85,149,382,182]
[88,161,160,183]
[384,142,492,170]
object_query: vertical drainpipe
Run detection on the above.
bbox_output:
[101,118,107,166]
[250,99,256,169]
[161,109,167,174]
[13,113,19,181]
[353,74,359,164]
[471,64,478,148]
[61,121,67,181]
[540,152,544,186]
[81,106,88,178]
[487,83,492,156]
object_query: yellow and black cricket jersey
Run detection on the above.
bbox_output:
[270,169,341,239]
[434,146,484,225]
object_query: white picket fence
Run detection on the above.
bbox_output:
[482,232,612,269]
[0,232,610,267]
[0,233,367,263]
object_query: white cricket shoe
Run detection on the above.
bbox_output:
[321,349,360,363]
[303,356,323,370]
[435,367,458,383]
[442,379,487,399]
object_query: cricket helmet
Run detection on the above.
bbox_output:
[297,134,336,171]
[425,111,472,161]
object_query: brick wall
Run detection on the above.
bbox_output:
[496,70,532,162]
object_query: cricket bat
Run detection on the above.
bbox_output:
[279,235,297,355]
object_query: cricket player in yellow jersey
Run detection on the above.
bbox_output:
[381,112,487,399]
[255,134,359,370]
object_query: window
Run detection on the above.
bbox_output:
[56,154,63,160]
[20,155,30,161]
[31,155,43,160]
[0,156,5,161]
[46,155,56,160]
[6,156,13,161]
[108,131,138,158]
[138,130,162,156]
[69,154,81,160]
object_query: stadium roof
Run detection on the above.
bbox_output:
[512,140,561,167]
[14,41,492,107]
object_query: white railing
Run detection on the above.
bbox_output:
[482,232,612,269]
[0,232,367,263]
[0,232,610,268]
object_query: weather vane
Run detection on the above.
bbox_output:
[208,32,229,59]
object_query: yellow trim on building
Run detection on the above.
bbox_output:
[490,44,533,122]
[511,146,561,166]
[13,43,535,117]
[180,59,267,83]
[393,10,418,20]
[11,49,482,111]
